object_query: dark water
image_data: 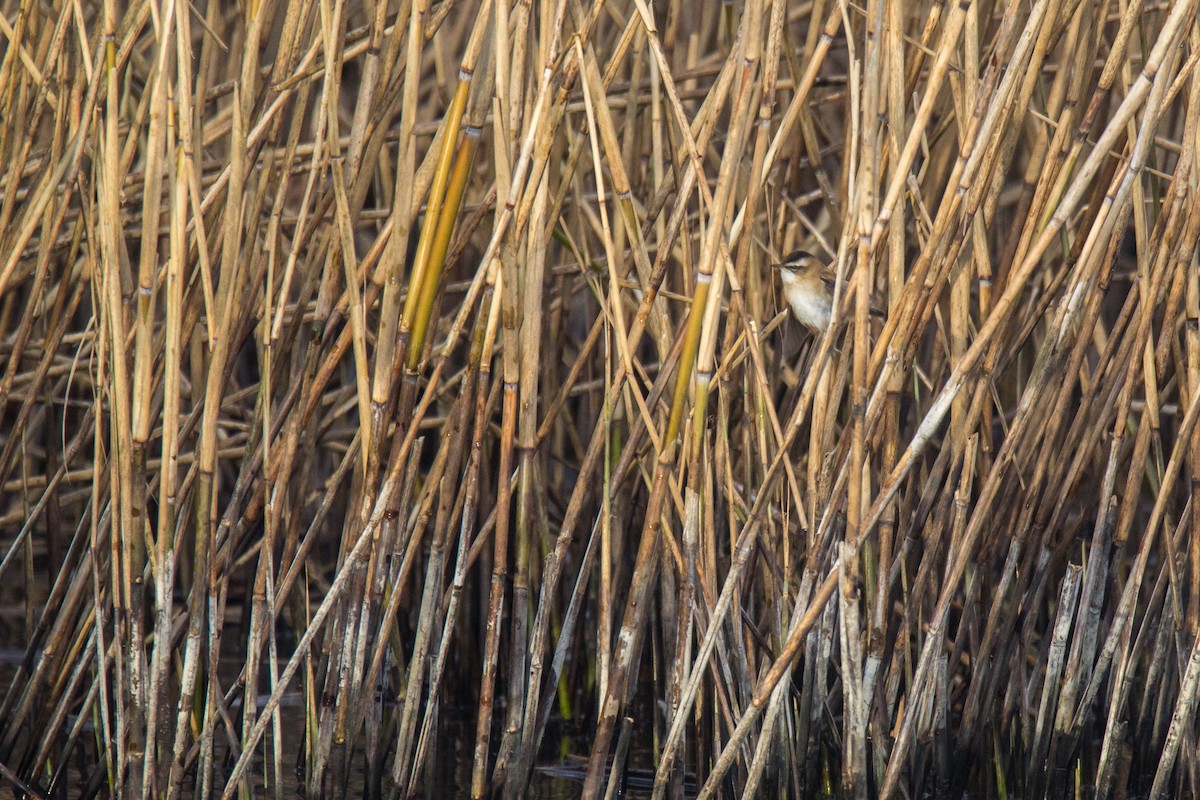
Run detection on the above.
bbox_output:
[0,649,590,799]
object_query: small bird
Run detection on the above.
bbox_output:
[771,249,883,333]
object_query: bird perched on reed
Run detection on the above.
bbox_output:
[771,249,884,333]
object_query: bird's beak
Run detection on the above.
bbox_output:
[769,261,785,270]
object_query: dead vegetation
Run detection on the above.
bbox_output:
[2,0,1200,797]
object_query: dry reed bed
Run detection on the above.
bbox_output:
[1,0,1199,797]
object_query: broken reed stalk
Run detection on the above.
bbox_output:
[4,0,1200,798]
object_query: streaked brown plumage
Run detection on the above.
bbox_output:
[771,250,883,332]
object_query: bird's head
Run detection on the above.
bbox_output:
[770,250,826,289]
[770,249,837,332]
[770,249,824,273]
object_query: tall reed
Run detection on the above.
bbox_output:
[2,0,1200,798]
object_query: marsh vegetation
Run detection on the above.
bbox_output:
[2,0,1200,798]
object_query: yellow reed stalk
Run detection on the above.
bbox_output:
[406,125,482,370]
[372,0,427,409]
[399,77,472,336]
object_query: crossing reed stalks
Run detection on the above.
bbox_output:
[3,0,1200,797]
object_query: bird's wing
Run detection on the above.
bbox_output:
[819,269,887,318]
